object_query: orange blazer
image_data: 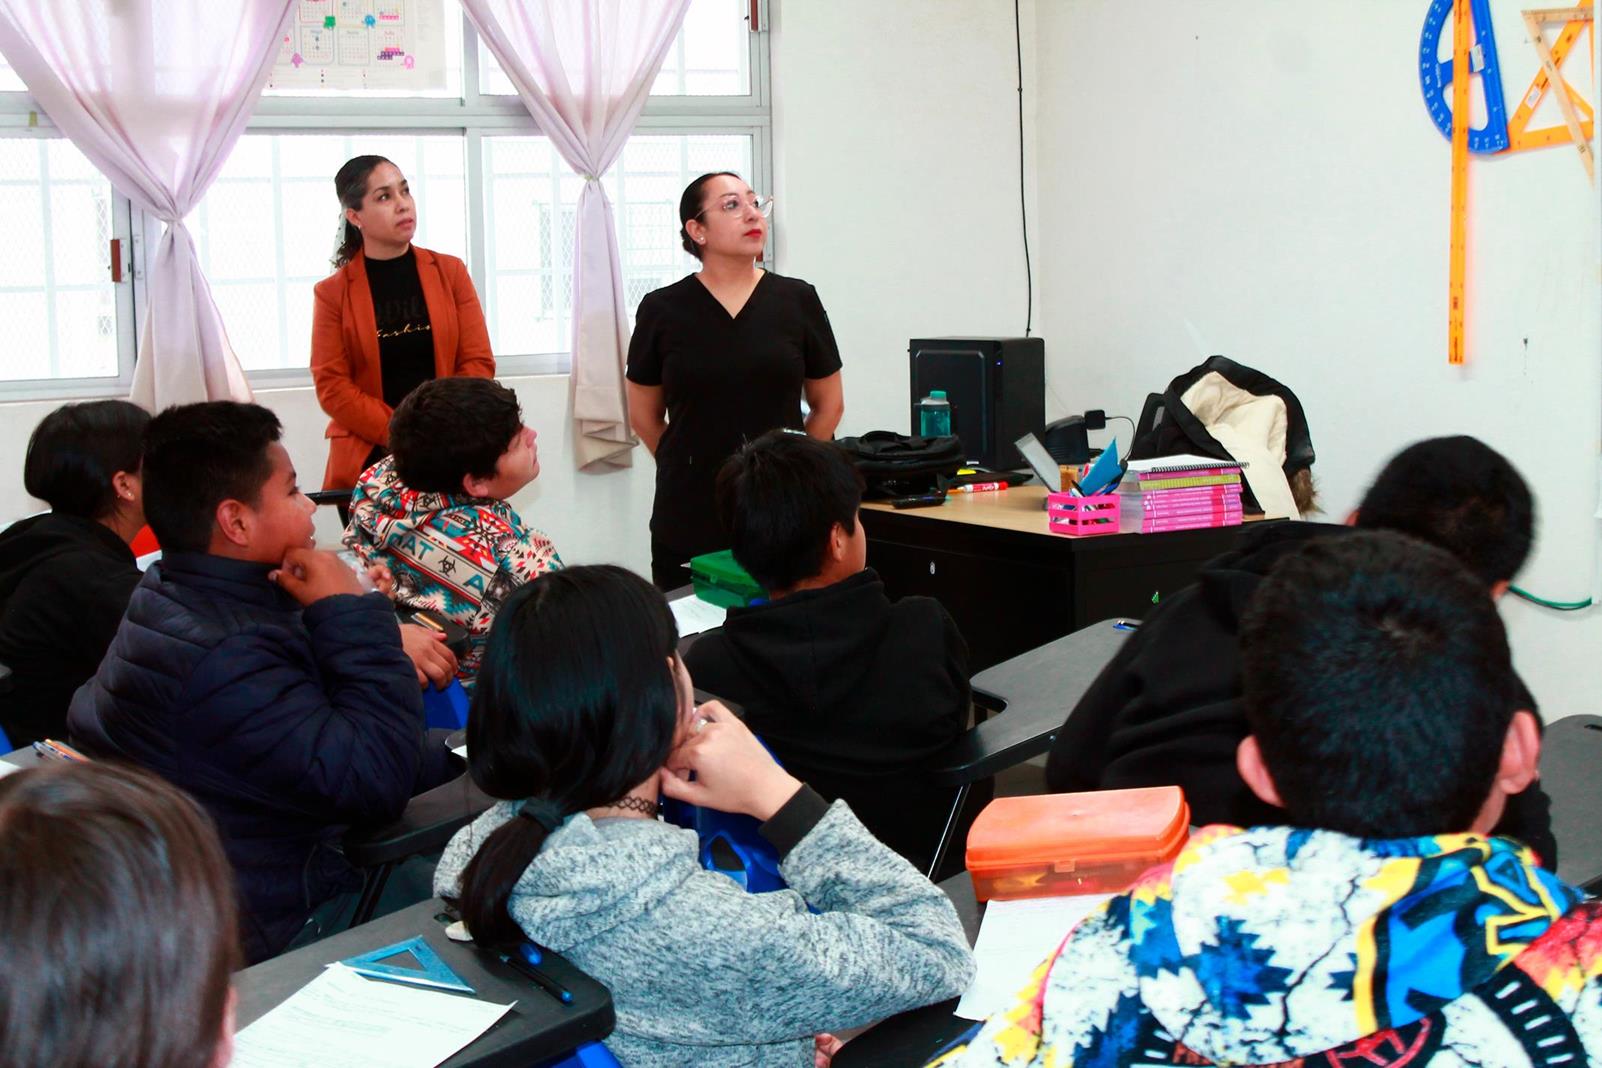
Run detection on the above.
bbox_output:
[310,245,496,490]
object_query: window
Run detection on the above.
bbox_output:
[480,133,753,360]
[0,138,132,389]
[190,133,467,374]
[0,0,768,397]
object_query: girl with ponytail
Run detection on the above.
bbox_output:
[310,154,496,494]
[434,565,973,1067]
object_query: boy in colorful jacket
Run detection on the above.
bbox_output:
[344,377,561,689]
[935,531,1602,1067]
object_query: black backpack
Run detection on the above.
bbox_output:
[835,431,965,499]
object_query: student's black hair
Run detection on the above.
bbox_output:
[678,171,741,259]
[1240,530,1517,839]
[141,401,284,554]
[331,154,395,269]
[22,400,149,520]
[390,377,524,496]
[1355,435,1533,587]
[715,429,865,592]
[457,565,681,948]
[0,761,238,1068]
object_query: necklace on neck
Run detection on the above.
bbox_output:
[599,795,657,817]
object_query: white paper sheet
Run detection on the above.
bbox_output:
[0,759,23,779]
[954,894,1112,1021]
[670,595,727,637]
[231,963,511,1068]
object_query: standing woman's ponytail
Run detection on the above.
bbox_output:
[453,567,682,950]
[330,154,393,269]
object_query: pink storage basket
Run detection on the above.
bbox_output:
[1047,491,1120,537]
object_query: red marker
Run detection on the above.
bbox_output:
[949,480,1009,494]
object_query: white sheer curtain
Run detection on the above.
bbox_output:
[462,0,691,470]
[0,0,294,409]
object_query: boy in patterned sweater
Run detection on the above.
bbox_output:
[344,377,561,689]
[934,531,1602,1068]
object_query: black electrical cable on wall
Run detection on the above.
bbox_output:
[1014,0,1032,337]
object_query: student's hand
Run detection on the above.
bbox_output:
[399,624,458,689]
[270,548,368,605]
[658,701,803,821]
[814,1034,844,1068]
[366,563,396,598]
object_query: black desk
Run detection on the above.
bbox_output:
[234,898,615,1068]
[862,486,1263,670]
[835,874,982,1067]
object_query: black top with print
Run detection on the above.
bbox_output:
[366,247,435,410]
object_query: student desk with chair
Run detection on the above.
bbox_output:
[233,897,615,1068]
[861,484,1262,670]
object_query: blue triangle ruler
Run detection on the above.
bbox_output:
[341,936,475,994]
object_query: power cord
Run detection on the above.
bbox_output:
[1013,0,1032,337]
[1509,586,1592,611]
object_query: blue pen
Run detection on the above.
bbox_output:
[504,943,573,1005]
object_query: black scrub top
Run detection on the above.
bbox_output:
[626,271,842,559]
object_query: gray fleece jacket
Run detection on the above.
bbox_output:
[434,791,975,1067]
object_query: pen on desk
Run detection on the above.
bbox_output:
[503,944,574,1005]
[34,738,87,762]
[949,480,1009,494]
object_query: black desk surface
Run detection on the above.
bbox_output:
[234,898,615,1068]
[835,874,982,1068]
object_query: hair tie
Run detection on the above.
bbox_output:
[518,797,565,833]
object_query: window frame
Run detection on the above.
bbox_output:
[0,116,140,399]
[0,3,771,399]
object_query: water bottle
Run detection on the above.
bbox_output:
[917,390,952,438]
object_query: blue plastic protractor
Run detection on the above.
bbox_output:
[1418,0,1510,152]
[342,935,476,994]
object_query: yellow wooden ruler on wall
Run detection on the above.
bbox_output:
[1422,0,1595,364]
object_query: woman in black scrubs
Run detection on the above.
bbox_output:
[626,172,845,589]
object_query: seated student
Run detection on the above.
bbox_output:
[682,429,971,869]
[435,565,974,1068]
[0,400,148,747]
[68,401,456,963]
[0,761,239,1068]
[937,531,1602,1067]
[344,376,561,688]
[1047,435,1556,863]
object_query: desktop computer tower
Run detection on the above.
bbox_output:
[908,336,1044,469]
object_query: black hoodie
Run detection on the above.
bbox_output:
[1045,521,1558,865]
[683,569,970,869]
[0,512,141,747]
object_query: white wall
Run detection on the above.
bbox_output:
[770,0,1040,435]
[1034,0,1602,719]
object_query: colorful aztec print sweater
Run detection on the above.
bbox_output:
[344,456,561,688]
[933,824,1602,1067]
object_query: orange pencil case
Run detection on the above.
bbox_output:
[966,786,1190,902]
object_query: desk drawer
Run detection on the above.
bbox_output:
[865,539,1071,672]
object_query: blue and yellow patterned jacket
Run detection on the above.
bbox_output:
[935,824,1602,1067]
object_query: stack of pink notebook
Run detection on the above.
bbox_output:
[1119,455,1244,533]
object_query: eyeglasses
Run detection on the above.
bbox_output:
[696,194,774,219]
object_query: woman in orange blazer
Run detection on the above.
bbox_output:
[311,155,496,491]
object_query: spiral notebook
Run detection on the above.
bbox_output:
[1124,454,1247,475]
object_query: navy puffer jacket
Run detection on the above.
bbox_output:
[68,552,435,962]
